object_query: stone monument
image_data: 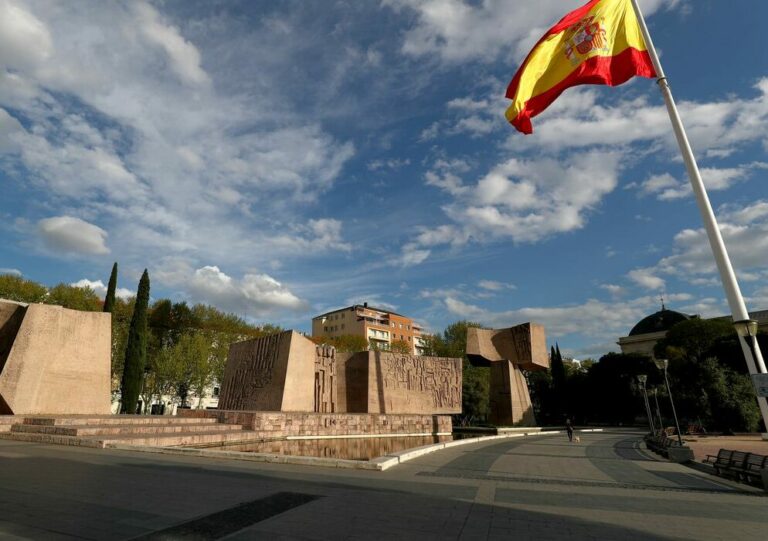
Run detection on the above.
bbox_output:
[218,330,462,416]
[466,322,548,426]
[0,299,111,415]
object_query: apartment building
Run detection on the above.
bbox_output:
[311,302,426,355]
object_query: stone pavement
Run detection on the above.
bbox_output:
[0,431,764,540]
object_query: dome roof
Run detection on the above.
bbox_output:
[629,309,691,336]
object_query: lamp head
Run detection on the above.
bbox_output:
[638,374,647,385]
[734,319,758,339]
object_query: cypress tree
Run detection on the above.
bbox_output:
[103,262,118,313]
[120,269,150,414]
[551,342,567,418]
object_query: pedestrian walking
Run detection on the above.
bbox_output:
[566,418,574,442]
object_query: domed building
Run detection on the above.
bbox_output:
[617,304,692,359]
[618,304,768,359]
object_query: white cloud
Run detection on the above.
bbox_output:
[424,159,470,196]
[71,278,132,300]
[368,158,411,171]
[188,266,307,318]
[0,0,52,71]
[478,280,516,292]
[444,292,691,340]
[0,0,356,276]
[37,216,109,255]
[466,152,618,238]
[439,290,695,356]
[402,150,624,263]
[133,2,210,86]
[0,268,22,277]
[626,200,768,294]
[343,296,399,312]
[640,165,756,201]
[600,284,625,297]
[627,268,666,291]
[384,0,679,63]
[267,219,352,254]
[511,79,768,155]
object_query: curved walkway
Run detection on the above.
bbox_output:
[0,431,764,540]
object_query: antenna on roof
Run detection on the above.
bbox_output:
[660,294,665,311]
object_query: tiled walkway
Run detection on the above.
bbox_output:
[0,431,763,540]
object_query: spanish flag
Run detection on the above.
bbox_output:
[505,0,656,134]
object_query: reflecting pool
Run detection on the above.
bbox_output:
[205,435,459,461]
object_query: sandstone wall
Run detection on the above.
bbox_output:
[0,300,111,415]
[367,352,462,415]
[178,409,453,438]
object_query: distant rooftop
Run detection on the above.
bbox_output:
[312,303,406,320]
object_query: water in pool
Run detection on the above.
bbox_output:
[204,435,459,461]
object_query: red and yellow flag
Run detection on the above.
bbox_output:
[505,0,656,134]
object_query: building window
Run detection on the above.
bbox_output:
[407,336,411,341]
[341,313,345,319]
[341,324,345,330]
[213,387,220,397]
[324,326,328,332]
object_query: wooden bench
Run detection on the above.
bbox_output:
[705,448,768,487]
[744,453,768,485]
[704,449,734,471]
[645,434,678,457]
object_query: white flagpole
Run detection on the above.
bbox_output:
[630,0,768,431]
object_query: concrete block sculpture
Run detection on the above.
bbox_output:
[466,323,548,426]
[0,299,111,414]
[218,330,462,415]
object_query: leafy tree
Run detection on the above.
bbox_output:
[583,352,659,425]
[550,344,567,417]
[427,321,488,425]
[47,283,102,311]
[0,274,47,303]
[310,334,369,353]
[185,333,215,409]
[389,339,412,354]
[653,318,734,362]
[120,270,150,414]
[653,317,763,431]
[109,296,135,392]
[103,262,118,313]
[526,369,554,424]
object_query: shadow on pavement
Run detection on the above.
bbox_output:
[0,451,685,541]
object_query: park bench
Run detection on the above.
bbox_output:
[704,448,768,487]
[743,453,768,485]
[645,434,677,457]
[704,449,734,471]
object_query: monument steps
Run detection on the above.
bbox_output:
[0,416,24,433]
[20,415,220,427]
[0,431,106,447]
[10,421,240,437]
[0,415,262,448]
[98,429,263,448]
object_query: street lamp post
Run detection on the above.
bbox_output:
[637,375,654,434]
[660,359,684,446]
[653,389,663,435]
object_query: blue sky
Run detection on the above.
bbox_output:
[1,0,767,358]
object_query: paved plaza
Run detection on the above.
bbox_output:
[0,431,764,540]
